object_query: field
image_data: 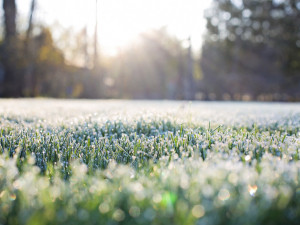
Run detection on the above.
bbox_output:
[1,99,300,225]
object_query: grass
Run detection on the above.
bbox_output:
[0,99,300,225]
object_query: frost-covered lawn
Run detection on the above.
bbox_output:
[0,99,300,225]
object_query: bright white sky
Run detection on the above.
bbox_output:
[16,0,211,55]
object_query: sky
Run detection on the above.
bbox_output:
[16,0,211,56]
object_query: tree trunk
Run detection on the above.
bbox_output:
[3,0,16,40]
[23,0,36,96]
[176,52,185,100]
[185,37,195,100]
[26,0,36,40]
[1,0,22,97]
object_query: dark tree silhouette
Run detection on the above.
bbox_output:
[1,0,23,97]
[24,0,37,96]
[3,0,16,40]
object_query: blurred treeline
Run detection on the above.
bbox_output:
[201,0,300,101]
[0,0,104,98]
[1,0,300,101]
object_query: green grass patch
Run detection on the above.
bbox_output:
[0,100,300,225]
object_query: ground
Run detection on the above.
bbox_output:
[0,99,300,225]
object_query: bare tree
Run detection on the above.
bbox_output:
[1,0,21,97]
[26,0,36,40]
[185,37,195,100]
[3,0,17,41]
[24,0,37,96]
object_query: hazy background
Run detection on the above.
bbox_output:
[1,0,300,101]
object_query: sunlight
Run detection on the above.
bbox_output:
[17,0,211,55]
[98,0,211,54]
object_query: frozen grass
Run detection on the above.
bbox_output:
[0,99,300,225]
